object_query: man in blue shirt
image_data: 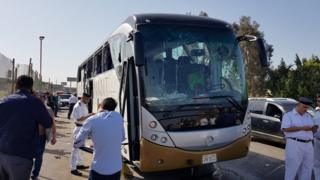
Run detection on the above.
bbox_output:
[74,97,125,180]
[0,75,52,180]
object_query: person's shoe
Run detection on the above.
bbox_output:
[77,165,89,169]
[71,170,82,176]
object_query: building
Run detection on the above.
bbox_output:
[16,64,30,77]
[0,53,13,79]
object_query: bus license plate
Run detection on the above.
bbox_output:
[202,154,217,164]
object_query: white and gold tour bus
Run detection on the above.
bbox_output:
[77,14,268,172]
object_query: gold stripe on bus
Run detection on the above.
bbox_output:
[139,133,250,172]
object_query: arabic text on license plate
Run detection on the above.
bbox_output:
[202,154,217,164]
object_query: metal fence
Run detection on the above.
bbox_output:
[0,78,13,98]
[0,78,76,99]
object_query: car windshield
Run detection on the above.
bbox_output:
[60,94,71,99]
[139,24,246,109]
[281,102,297,112]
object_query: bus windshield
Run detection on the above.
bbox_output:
[139,24,246,109]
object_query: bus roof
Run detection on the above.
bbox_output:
[78,13,232,68]
[130,13,230,27]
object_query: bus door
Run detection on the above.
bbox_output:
[119,59,140,162]
[85,79,93,113]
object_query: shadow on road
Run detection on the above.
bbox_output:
[56,133,68,139]
[55,119,71,125]
[122,149,285,179]
[123,163,234,180]
[218,151,284,180]
[56,125,69,130]
[251,138,285,149]
[45,148,70,158]
[39,175,54,180]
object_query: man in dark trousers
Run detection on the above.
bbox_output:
[0,75,52,180]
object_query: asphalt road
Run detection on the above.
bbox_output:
[123,140,285,180]
[39,110,285,180]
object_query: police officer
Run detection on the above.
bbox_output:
[70,93,94,176]
[68,93,78,119]
[314,94,320,180]
[281,97,316,180]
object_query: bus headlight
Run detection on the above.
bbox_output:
[151,134,158,141]
[149,121,157,129]
[160,137,167,143]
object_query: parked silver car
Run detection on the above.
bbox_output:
[59,94,71,107]
[248,98,315,144]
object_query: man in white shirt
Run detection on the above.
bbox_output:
[74,97,125,180]
[68,93,78,119]
[314,94,320,180]
[70,93,94,176]
[281,97,317,180]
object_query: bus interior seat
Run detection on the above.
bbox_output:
[146,59,163,88]
[163,58,177,92]
[215,113,237,127]
[177,56,192,93]
[178,56,207,94]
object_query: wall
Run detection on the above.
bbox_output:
[0,53,13,79]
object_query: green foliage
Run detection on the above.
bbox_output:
[294,54,302,67]
[199,11,209,17]
[233,16,273,97]
[267,58,292,97]
[268,55,320,100]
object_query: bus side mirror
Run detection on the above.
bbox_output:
[256,38,268,67]
[237,35,268,67]
[134,32,145,66]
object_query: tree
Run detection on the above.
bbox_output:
[233,16,273,97]
[199,11,209,17]
[275,56,320,100]
[294,54,302,67]
[311,55,320,63]
[267,58,292,97]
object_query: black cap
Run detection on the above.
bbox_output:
[298,97,313,106]
[82,92,91,98]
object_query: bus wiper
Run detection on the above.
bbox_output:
[175,103,218,111]
[192,95,244,112]
[164,103,219,118]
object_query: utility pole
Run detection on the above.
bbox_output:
[11,58,15,93]
[39,36,45,90]
[28,58,32,76]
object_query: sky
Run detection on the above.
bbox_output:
[0,0,319,83]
